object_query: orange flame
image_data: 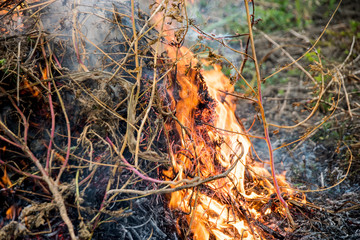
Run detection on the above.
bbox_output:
[153,1,303,239]
[1,167,12,188]
[5,205,16,220]
[23,78,41,98]
[19,65,44,98]
[0,0,43,34]
[164,45,258,239]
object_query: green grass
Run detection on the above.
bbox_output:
[193,0,337,35]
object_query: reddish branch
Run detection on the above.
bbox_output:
[244,0,295,226]
[0,90,77,239]
[0,159,42,180]
[106,137,167,184]
[53,80,72,185]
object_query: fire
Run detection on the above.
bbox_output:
[164,44,259,240]
[22,78,41,98]
[1,167,12,188]
[155,1,302,239]
[5,205,16,220]
[0,0,43,34]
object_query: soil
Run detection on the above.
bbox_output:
[237,1,360,239]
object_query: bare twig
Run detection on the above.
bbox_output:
[336,67,353,118]
[45,81,55,172]
[0,111,77,240]
[259,29,318,86]
[264,0,343,81]
[107,144,244,196]
[339,36,356,69]
[244,0,294,227]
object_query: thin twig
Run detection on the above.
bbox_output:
[263,0,343,81]
[107,144,244,196]
[336,67,353,118]
[339,36,356,69]
[259,29,318,86]
[244,0,294,227]
[17,41,21,106]
[45,81,55,172]
[0,105,77,240]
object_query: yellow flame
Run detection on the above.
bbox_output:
[153,1,303,239]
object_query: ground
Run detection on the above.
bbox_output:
[181,0,360,238]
